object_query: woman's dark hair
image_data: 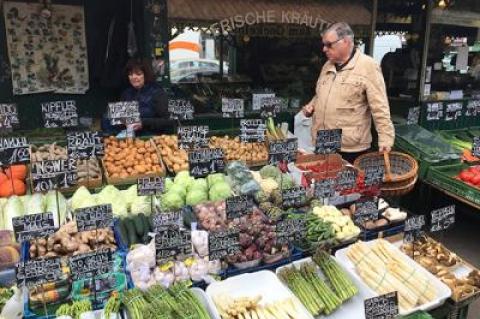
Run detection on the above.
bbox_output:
[125,58,155,83]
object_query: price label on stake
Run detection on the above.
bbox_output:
[252,93,275,111]
[364,166,384,187]
[354,199,379,225]
[282,186,308,208]
[226,195,253,219]
[16,257,62,288]
[314,178,336,200]
[41,100,78,128]
[67,131,104,160]
[0,103,19,130]
[188,148,225,178]
[208,228,241,261]
[168,99,194,120]
[137,177,164,196]
[152,210,183,232]
[315,129,342,154]
[426,102,443,121]
[276,218,307,245]
[430,205,455,232]
[407,106,421,125]
[268,138,298,165]
[12,212,56,242]
[473,137,480,157]
[68,249,114,280]
[75,204,114,232]
[364,291,399,319]
[108,101,141,125]
[31,159,77,192]
[155,228,192,264]
[222,98,244,118]
[0,136,30,167]
[240,119,266,143]
[177,125,209,150]
[404,215,426,243]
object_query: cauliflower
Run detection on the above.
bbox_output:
[259,178,279,194]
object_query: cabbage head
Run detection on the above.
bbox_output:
[4,196,25,231]
[259,165,281,180]
[164,177,173,192]
[97,185,121,203]
[174,171,193,188]
[160,191,185,210]
[123,184,138,209]
[186,189,208,206]
[188,178,208,192]
[208,182,232,201]
[207,173,226,188]
[131,196,156,215]
[71,186,95,211]
[25,193,45,215]
[168,183,187,199]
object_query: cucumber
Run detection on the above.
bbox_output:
[118,218,130,247]
[133,215,145,237]
[147,214,154,232]
[124,217,139,246]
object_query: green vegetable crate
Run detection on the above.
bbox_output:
[425,163,480,206]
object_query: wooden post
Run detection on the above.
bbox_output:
[368,0,379,57]
[418,0,433,103]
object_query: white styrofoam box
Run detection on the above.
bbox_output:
[206,270,313,319]
[335,239,452,316]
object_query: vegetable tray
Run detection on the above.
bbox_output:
[276,257,376,319]
[191,287,221,319]
[425,163,480,206]
[335,240,452,316]
[206,270,313,319]
[101,157,166,186]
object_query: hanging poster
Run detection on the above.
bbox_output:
[3,1,89,95]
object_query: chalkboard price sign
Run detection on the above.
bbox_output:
[354,199,379,225]
[240,119,266,143]
[252,93,275,111]
[364,292,399,319]
[137,177,164,196]
[0,136,30,167]
[31,159,77,192]
[404,215,426,243]
[0,103,19,130]
[155,228,192,264]
[13,212,56,242]
[282,186,308,208]
[41,100,78,128]
[430,205,455,232]
[336,168,357,191]
[67,131,104,160]
[465,100,480,117]
[188,148,225,178]
[226,195,253,219]
[364,166,385,187]
[268,138,298,165]
[473,137,480,158]
[314,178,336,200]
[222,98,244,118]
[407,106,421,125]
[108,101,141,125]
[426,102,443,121]
[208,228,241,261]
[75,204,114,232]
[177,125,209,150]
[260,97,282,118]
[276,218,307,245]
[16,257,63,288]
[315,129,342,154]
[168,99,194,120]
[444,102,462,122]
[152,210,183,232]
[68,249,114,280]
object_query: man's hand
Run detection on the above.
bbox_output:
[379,146,391,153]
[302,103,314,117]
[128,123,143,131]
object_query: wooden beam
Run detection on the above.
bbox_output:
[368,0,379,57]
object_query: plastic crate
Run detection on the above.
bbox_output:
[360,223,406,241]
[425,163,480,206]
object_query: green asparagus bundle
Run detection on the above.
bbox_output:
[313,250,358,302]
[104,294,121,319]
[169,282,211,319]
[300,262,342,314]
[278,266,325,316]
[122,288,150,319]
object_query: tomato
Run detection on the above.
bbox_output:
[472,175,480,185]
[461,170,475,182]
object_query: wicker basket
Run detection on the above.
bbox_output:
[354,151,419,197]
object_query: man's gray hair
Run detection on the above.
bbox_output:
[324,22,354,42]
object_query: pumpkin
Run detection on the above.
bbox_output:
[5,165,27,180]
[0,172,8,186]
[0,179,26,197]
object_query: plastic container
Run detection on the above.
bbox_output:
[276,257,376,319]
[206,270,313,319]
[335,239,452,316]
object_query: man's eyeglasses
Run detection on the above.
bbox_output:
[323,38,343,49]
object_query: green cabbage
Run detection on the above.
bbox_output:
[71,186,95,211]
[25,193,45,215]
[207,173,226,188]
[259,165,282,180]
[4,196,25,231]
[208,182,232,201]
[45,191,67,227]
[164,178,173,192]
[160,191,185,210]
[174,171,194,188]
[131,196,156,215]
[123,184,138,210]
[186,190,208,206]
[97,185,121,203]
[188,178,208,192]
[168,184,187,199]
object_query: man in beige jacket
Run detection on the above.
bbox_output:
[303,22,395,163]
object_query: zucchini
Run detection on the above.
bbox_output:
[133,215,145,237]
[124,217,139,246]
[147,214,154,232]
[118,218,130,247]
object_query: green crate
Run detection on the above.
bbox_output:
[426,163,480,206]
